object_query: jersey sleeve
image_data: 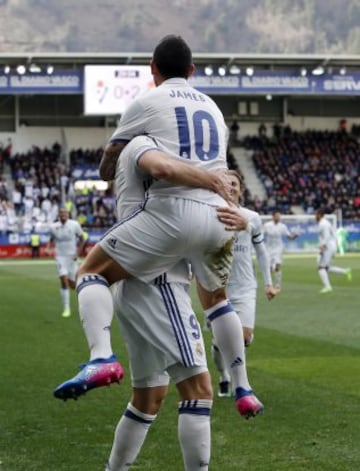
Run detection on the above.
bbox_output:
[254,241,273,286]
[282,223,291,237]
[250,214,264,245]
[109,100,146,143]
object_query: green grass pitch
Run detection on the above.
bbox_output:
[0,254,359,470]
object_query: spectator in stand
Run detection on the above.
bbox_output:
[29,229,41,258]
[258,122,267,138]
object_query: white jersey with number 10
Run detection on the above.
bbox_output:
[110,77,229,204]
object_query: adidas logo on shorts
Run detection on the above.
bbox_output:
[108,238,117,249]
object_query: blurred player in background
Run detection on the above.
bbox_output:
[215,171,278,398]
[316,209,352,293]
[336,225,349,256]
[46,207,86,317]
[263,210,298,289]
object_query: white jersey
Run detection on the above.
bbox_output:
[115,135,190,285]
[115,137,154,219]
[227,207,272,301]
[263,220,291,252]
[110,77,229,204]
[113,136,207,382]
[49,219,83,258]
[318,217,337,250]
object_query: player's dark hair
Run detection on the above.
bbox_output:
[153,35,192,79]
[228,169,243,188]
[228,169,244,204]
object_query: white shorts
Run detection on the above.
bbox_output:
[55,256,78,281]
[100,197,234,291]
[268,249,283,267]
[113,278,208,387]
[318,243,337,268]
[230,291,257,329]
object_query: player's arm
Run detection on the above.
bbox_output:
[100,101,146,181]
[99,141,127,181]
[76,232,87,259]
[45,234,54,255]
[251,215,278,299]
[137,150,233,202]
[253,241,278,299]
[284,224,298,241]
[287,232,299,241]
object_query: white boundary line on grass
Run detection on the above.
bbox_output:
[0,259,55,266]
[0,253,358,266]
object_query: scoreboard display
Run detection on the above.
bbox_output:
[84,65,154,115]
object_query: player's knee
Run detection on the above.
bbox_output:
[131,387,167,415]
[177,372,213,401]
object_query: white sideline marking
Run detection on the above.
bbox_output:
[0,259,55,266]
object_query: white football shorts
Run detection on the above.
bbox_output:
[230,290,257,330]
[55,256,79,281]
[100,197,234,291]
[112,278,207,388]
[268,248,283,267]
[318,242,337,268]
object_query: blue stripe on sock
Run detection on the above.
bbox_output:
[124,408,154,424]
[178,403,211,416]
[207,302,233,322]
[76,275,109,294]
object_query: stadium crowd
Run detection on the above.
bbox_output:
[242,126,360,219]
[0,125,359,236]
[0,142,117,235]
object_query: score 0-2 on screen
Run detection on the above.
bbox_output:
[84,65,155,115]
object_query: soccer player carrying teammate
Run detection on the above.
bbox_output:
[214,171,278,399]
[46,207,86,317]
[263,210,298,289]
[316,208,352,293]
[104,135,216,470]
[54,34,261,419]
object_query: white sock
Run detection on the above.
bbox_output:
[211,344,231,383]
[60,288,70,310]
[318,268,331,289]
[76,274,114,360]
[328,266,346,275]
[107,403,156,471]
[178,399,212,471]
[205,301,251,391]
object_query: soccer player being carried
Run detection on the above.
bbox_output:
[263,210,298,289]
[54,35,263,421]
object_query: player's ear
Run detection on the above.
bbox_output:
[187,63,196,78]
[150,59,157,75]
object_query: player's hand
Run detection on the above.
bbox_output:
[265,285,280,300]
[217,205,248,231]
[212,170,233,202]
